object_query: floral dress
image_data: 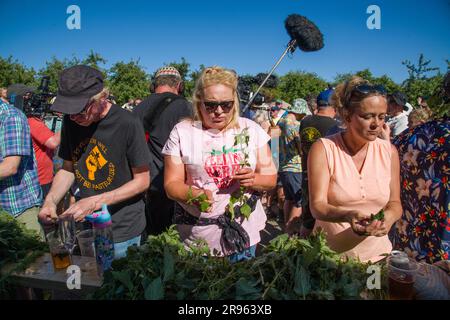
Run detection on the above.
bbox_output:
[391,118,450,263]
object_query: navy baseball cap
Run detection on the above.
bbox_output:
[317,88,334,107]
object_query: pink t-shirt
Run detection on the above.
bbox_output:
[314,133,393,262]
[162,117,271,255]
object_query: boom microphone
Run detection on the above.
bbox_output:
[242,13,324,114]
[285,14,324,52]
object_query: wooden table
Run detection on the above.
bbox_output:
[3,253,102,298]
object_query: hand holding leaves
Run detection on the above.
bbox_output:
[347,210,387,237]
[371,209,385,221]
[231,167,256,188]
[186,187,213,213]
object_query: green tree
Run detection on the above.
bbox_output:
[402,54,439,81]
[37,56,80,93]
[333,68,401,93]
[372,75,402,93]
[108,59,150,105]
[0,56,36,88]
[401,54,444,112]
[427,84,449,118]
[185,64,205,97]
[333,69,375,86]
[277,71,327,104]
[82,50,107,71]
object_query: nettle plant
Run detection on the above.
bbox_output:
[186,186,211,213]
[226,127,252,220]
[186,127,255,220]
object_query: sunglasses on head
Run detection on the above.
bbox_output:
[203,100,234,113]
[353,84,387,96]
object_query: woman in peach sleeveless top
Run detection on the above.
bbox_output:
[307,77,402,262]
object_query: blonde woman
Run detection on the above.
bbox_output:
[308,77,402,262]
[407,107,432,129]
[163,66,277,262]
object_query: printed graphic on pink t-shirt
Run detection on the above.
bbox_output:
[204,146,243,189]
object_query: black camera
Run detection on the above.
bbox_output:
[22,76,55,117]
[9,77,55,118]
[251,92,265,106]
[237,76,265,108]
[237,77,254,105]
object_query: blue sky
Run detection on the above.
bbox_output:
[1,0,449,83]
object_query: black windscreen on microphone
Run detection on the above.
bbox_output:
[285,14,324,52]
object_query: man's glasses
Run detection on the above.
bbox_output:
[70,100,95,120]
[352,84,387,96]
[203,100,234,113]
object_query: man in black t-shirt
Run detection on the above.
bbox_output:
[38,65,151,258]
[133,66,193,235]
[298,89,337,237]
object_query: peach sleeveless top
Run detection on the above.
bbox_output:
[314,133,393,262]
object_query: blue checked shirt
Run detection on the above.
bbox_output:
[0,101,42,217]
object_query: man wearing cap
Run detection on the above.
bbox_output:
[298,88,337,237]
[0,94,43,237]
[38,65,151,258]
[386,91,410,137]
[277,98,309,235]
[133,66,192,235]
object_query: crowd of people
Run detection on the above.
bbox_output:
[0,65,448,265]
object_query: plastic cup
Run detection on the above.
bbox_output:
[387,251,419,300]
[46,230,72,269]
[77,229,95,257]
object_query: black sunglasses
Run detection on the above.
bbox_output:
[70,99,95,119]
[203,100,234,113]
[353,84,387,96]
[270,106,280,112]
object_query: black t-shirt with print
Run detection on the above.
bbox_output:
[299,114,337,230]
[133,92,193,193]
[299,114,337,170]
[59,104,151,242]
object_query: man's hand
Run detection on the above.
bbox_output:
[60,196,98,222]
[38,202,58,225]
[285,216,301,236]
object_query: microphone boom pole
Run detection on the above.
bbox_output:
[242,39,297,114]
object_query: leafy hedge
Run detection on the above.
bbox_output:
[91,226,386,300]
[0,210,48,299]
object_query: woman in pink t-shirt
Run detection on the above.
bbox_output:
[308,76,402,262]
[163,66,277,261]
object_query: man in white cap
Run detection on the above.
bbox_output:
[386,91,410,137]
[133,66,192,235]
